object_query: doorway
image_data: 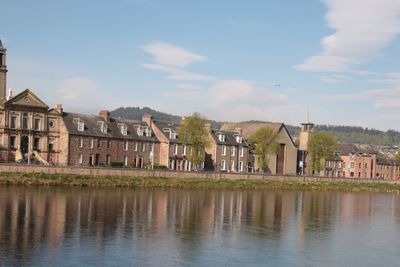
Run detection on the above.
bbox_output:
[20,136,29,154]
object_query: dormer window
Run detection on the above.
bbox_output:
[118,123,128,136]
[163,128,177,139]
[73,118,85,132]
[235,135,242,144]
[97,121,107,134]
[217,133,225,142]
[135,125,143,136]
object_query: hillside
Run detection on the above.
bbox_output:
[111,107,223,129]
[111,107,400,146]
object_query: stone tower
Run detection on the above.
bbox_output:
[0,39,7,103]
[299,122,314,151]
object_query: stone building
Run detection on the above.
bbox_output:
[221,121,297,175]
[142,114,194,170]
[298,122,314,175]
[0,41,64,164]
[204,125,250,172]
[62,110,158,167]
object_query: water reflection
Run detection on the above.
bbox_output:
[0,187,399,266]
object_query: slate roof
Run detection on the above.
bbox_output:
[153,121,181,143]
[211,129,249,147]
[63,112,157,142]
[221,121,295,146]
[338,143,378,155]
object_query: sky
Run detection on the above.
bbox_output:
[2,0,400,130]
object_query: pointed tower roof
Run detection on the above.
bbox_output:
[0,39,5,51]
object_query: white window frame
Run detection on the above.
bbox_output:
[124,140,129,151]
[231,160,235,171]
[78,154,83,164]
[134,142,138,151]
[124,156,128,166]
[174,144,178,155]
[221,160,226,171]
[239,147,244,157]
[222,145,226,156]
[89,137,94,149]
[142,142,146,152]
[77,121,84,132]
[218,134,225,142]
[239,161,244,172]
[79,137,83,148]
[183,145,187,156]
[231,146,236,156]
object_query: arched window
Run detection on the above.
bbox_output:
[22,113,29,129]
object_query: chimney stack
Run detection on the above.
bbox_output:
[55,104,63,114]
[99,110,110,122]
[142,113,153,127]
[234,127,243,136]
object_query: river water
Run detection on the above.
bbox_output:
[0,187,399,267]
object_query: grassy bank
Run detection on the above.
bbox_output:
[0,172,400,193]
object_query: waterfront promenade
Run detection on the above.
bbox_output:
[0,164,399,185]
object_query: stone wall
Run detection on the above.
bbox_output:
[0,164,399,184]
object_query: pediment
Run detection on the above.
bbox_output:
[5,89,49,110]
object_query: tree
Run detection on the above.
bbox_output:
[248,126,280,172]
[177,112,210,170]
[395,153,400,165]
[308,132,337,174]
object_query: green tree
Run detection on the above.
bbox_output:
[395,153,400,165]
[177,112,210,170]
[248,126,280,171]
[308,132,337,173]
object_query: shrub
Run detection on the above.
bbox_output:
[110,161,124,168]
[153,164,168,170]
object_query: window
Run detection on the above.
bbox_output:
[124,141,129,150]
[79,137,83,148]
[134,142,138,151]
[107,140,111,149]
[34,118,41,131]
[231,146,236,156]
[183,145,187,156]
[89,137,94,149]
[142,142,146,152]
[98,121,107,133]
[235,135,242,143]
[97,139,101,148]
[218,133,225,142]
[77,121,84,132]
[49,120,55,129]
[33,137,40,150]
[364,163,368,168]
[231,160,235,171]
[10,116,17,129]
[9,136,16,148]
[359,163,361,168]
[119,123,128,136]
[124,156,128,166]
[173,144,178,155]
[221,160,226,171]
[22,113,29,129]
[239,147,244,157]
[78,154,83,164]
[350,162,355,168]
[222,145,226,156]
[350,172,354,177]
[106,154,111,165]
[239,161,244,172]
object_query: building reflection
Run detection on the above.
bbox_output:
[0,187,398,265]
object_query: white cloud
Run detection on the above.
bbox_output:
[142,63,217,81]
[58,77,98,101]
[142,41,206,67]
[208,80,288,106]
[295,0,400,72]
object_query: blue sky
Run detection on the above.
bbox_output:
[2,0,400,130]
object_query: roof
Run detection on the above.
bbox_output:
[211,129,249,146]
[63,112,158,142]
[4,89,49,110]
[338,143,378,156]
[221,121,283,138]
[221,121,296,146]
[153,120,182,143]
[376,156,394,166]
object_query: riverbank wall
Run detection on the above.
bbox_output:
[1,164,399,185]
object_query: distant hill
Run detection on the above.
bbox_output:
[111,107,400,146]
[110,107,223,128]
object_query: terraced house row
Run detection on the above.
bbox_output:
[0,39,308,175]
